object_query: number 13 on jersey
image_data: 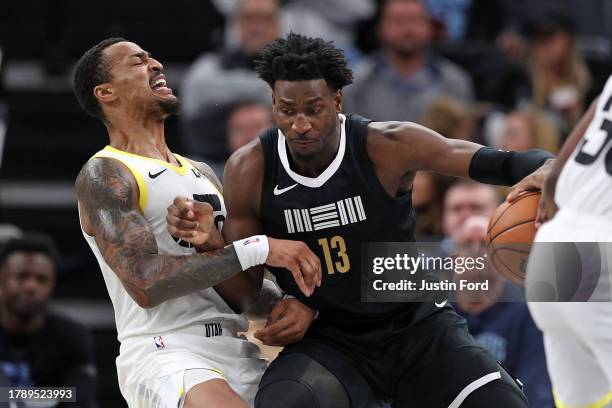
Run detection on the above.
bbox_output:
[318,236,350,274]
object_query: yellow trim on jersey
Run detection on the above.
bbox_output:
[174,153,196,170]
[210,368,226,379]
[182,156,223,197]
[554,390,612,408]
[103,145,188,176]
[91,153,149,212]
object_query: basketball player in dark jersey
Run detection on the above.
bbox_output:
[168,33,554,407]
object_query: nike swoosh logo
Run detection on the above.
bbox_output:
[273,183,298,195]
[148,169,167,179]
[435,299,448,308]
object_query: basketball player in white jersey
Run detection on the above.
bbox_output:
[526,77,612,408]
[72,38,321,408]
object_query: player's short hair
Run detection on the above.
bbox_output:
[255,33,353,91]
[0,233,59,268]
[73,37,126,122]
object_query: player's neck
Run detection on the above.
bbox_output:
[289,118,341,177]
[385,49,426,77]
[106,119,176,164]
[0,307,44,334]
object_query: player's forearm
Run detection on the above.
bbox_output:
[242,277,283,319]
[469,147,555,186]
[213,266,265,313]
[125,245,244,308]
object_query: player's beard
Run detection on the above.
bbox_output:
[159,98,180,117]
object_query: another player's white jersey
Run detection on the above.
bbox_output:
[79,146,247,343]
[556,75,612,217]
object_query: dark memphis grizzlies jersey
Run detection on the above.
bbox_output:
[260,113,425,324]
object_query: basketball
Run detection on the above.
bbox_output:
[486,191,541,285]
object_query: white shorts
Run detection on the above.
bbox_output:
[527,208,612,407]
[116,321,267,408]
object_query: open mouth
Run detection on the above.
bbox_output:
[150,75,173,95]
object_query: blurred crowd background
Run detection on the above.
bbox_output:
[1,0,611,406]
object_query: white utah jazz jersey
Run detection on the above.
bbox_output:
[556,75,612,218]
[79,145,247,343]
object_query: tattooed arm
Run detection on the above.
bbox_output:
[76,157,244,308]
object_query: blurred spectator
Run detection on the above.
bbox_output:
[419,97,475,140]
[208,101,274,178]
[498,109,560,154]
[213,0,375,64]
[526,12,591,133]
[425,0,474,43]
[0,225,21,244]
[412,171,453,240]
[0,234,96,407]
[452,216,554,407]
[227,102,273,154]
[442,180,500,245]
[280,0,376,64]
[343,0,475,122]
[180,0,279,166]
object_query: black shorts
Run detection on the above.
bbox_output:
[273,305,527,407]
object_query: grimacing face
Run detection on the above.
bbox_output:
[272,79,342,159]
[0,252,55,320]
[96,41,179,119]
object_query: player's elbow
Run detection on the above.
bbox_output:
[126,285,161,309]
[122,267,164,309]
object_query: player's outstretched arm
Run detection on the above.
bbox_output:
[369,121,554,187]
[76,157,249,309]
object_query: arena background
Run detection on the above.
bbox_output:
[1,0,611,406]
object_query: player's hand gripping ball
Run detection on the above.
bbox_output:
[486,191,541,285]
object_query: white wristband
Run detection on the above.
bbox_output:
[233,235,269,271]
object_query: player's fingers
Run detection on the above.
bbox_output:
[260,326,301,346]
[299,244,321,289]
[168,224,200,239]
[166,214,199,231]
[287,262,310,297]
[192,201,214,215]
[166,203,181,217]
[299,259,317,294]
[535,201,547,229]
[506,184,522,202]
[254,317,292,344]
[268,300,288,324]
[308,253,322,287]
[173,196,192,210]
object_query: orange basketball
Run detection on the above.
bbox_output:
[486,191,541,285]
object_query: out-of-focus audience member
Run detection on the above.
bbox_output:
[0,234,97,407]
[213,0,375,63]
[343,0,475,121]
[280,0,376,64]
[498,109,560,153]
[227,102,273,154]
[526,12,591,133]
[452,216,554,408]
[442,180,500,245]
[412,171,453,240]
[208,101,274,179]
[0,225,21,244]
[419,97,476,141]
[180,0,279,166]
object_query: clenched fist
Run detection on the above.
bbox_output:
[166,196,224,250]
